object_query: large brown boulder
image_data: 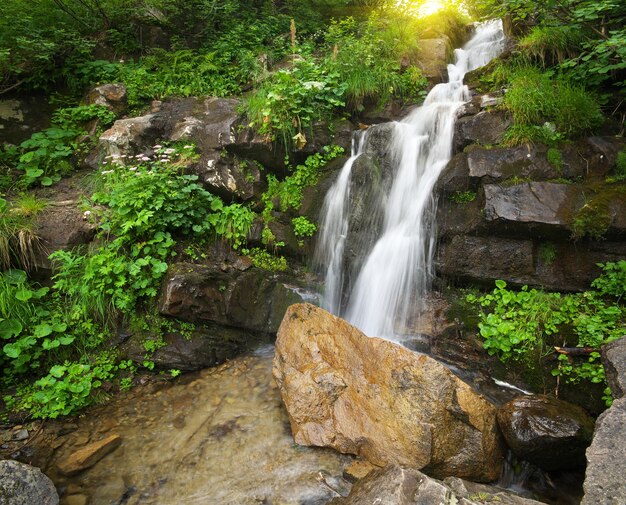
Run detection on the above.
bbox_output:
[272,303,505,482]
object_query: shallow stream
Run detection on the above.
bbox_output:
[11,347,351,505]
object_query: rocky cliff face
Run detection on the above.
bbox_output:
[434,99,626,292]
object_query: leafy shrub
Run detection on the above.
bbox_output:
[244,247,288,271]
[547,148,563,172]
[467,262,626,405]
[245,58,346,148]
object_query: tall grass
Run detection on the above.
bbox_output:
[0,195,45,271]
[519,25,586,66]
[502,66,603,143]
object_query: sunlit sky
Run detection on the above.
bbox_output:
[395,0,446,16]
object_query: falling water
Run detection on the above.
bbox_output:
[315,20,506,339]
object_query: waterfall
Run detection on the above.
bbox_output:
[315,20,506,339]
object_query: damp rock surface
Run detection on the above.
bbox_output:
[497,395,595,471]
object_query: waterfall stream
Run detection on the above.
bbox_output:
[315,20,506,339]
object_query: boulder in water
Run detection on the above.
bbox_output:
[0,459,59,505]
[328,465,544,505]
[497,395,594,471]
[273,303,504,482]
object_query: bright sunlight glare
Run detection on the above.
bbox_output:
[395,0,446,17]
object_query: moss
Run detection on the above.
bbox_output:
[571,182,626,240]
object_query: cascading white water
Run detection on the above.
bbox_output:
[315,20,506,339]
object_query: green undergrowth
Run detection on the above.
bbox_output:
[467,261,626,406]
[0,104,117,190]
[0,141,346,419]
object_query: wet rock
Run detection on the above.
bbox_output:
[582,397,626,505]
[483,182,626,238]
[158,262,315,334]
[497,395,594,471]
[198,150,264,201]
[273,303,504,482]
[85,83,127,114]
[57,435,122,476]
[0,94,54,144]
[436,152,477,195]
[467,146,559,183]
[0,459,59,505]
[120,323,263,371]
[483,182,579,234]
[328,466,419,505]
[437,197,484,238]
[328,465,543,505]
[438,235,535,286]
[416,37,453,82]
[601,336,626,399]
[443,476,546,505]
[453,110,512,152]
[585,136,626,177]
[438,236,626,292]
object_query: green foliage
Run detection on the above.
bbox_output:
[324,15,419,112]
[16,127,79,187]
[449,191,477,204]
[5,104,116,189]
[244,247,288,272]
[609,149,626,182]
[245,58,346,149]
[291,216,317,246]
[473,0,626,94]
[571,199,612,241]
[260,145,343,245]
[467,262,626,405]
[591,260,626,298]
[538,242,557,265]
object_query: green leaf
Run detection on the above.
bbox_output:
[5,269,27,285]
[3,343,21,358]
[15,289,33,302]
[50,365,67,378]
[34,323,53,338]
[0,319,22,339]
[40,176,53,186]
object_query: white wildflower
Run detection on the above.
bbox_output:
[101,170,114,175]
